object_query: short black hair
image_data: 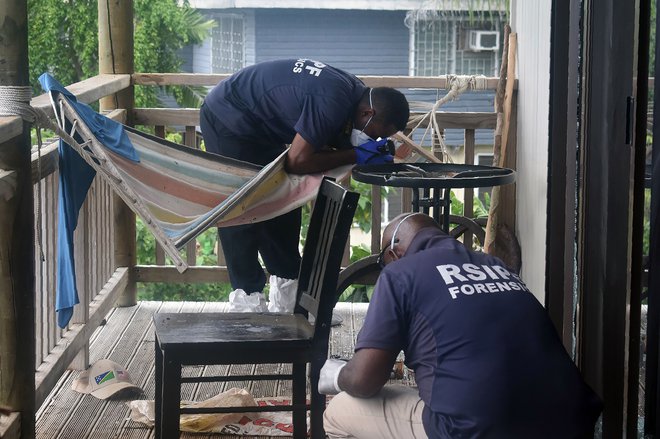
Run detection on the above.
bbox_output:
[371,87,410,131]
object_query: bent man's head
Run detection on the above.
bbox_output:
[353,87,410,141]
[378,213,440,267]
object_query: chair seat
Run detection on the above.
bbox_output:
[154,312,315,364]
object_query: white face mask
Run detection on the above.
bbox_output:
[350,128,374,147]
[350,88,375,147]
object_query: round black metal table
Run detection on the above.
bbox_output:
[337,162,517,296]
[352,162,516,233]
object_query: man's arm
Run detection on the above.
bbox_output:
[285,133,356,174]
[337,348,399,398]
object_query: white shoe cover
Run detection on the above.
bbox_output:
[267,275,298,313]
[228,289,268,312]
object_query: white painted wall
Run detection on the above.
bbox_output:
[510,1,552,304]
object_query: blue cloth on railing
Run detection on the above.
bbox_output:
[39,73,139,328]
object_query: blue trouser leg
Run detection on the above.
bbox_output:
[201,103,300,293]
[218,207,302,293]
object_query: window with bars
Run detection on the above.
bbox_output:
[412,17,501,77]
[211,14,245,74]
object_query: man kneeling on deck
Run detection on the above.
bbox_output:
[319,213,602,438]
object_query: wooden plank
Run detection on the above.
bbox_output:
[35,301,365,439]
[0,117,23,144]
[0,10,37,432]
[118,302,207,439]
[30,74,131,117]
[133,108,497,131]
[0,412,20,439]
[98,0,134,117]
[463,129,476,248]
[69,195,90,371]
[34,267,129,408]
[46,174,59,355]
[34,182,44,368]
[84,302,203,439]
[330,303,362,360]
[0,169,17,202]
[133,108,199,126]
[104,108,126,123]
[36,302,158,439]
[415,112,497,130]
[392,131,442,164]
[498,95,518,233]
[134,265,232,283]
[500,33,518,166]
[30,141,59,183]
[132,73,508,90]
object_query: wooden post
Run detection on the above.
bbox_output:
[0,0,36,437]
[98,0,137,306]
[98,0,134,119]
[484,30,521,273]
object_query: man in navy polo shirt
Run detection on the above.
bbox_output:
[200,59,409,308]
[320,213,602,438]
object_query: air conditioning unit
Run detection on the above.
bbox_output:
[468,30,500,51]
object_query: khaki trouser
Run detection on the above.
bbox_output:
[323,385,428,439]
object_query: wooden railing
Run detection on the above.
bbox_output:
[0,75,133,409]
[131,73,507,262]
[0,73,512,413]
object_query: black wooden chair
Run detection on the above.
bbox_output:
[153,178,359,439]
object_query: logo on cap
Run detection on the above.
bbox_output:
[95,371,116,385]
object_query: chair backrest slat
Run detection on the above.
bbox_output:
[295,178,358,333]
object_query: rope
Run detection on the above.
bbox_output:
[0,85,49,262]
[409,74,485,163]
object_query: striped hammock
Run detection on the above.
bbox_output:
[39,74,350,328]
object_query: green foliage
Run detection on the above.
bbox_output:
[140,282,234,302]
[349,244,372,263]
[648,0,656,110]
[28,0,98,91]
[133,0,215,107]
[449,190,491,217]
[338,243,376,303]
[350,180,389,233]
[135,218,233,301]
[28,0,214,108]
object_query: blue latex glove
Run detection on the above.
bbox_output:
[355,138,394,165]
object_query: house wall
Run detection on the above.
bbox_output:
[186,8,497,146]
[253,9,409,76]
[510,0,552,304]
[193,39,212,73]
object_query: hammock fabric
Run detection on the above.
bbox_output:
[39,74,351,328]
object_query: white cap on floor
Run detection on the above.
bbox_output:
[71,359,141,399]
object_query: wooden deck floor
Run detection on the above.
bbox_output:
[36,301,370,439]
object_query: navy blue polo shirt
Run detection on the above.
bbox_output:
[204,59,366,148]
[356,228,602,438]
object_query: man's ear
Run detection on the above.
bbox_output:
[389,247,400,263]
